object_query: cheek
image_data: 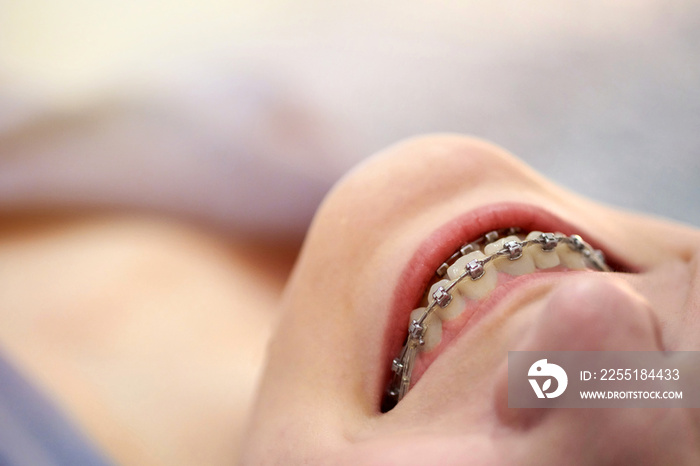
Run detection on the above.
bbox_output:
[626,260,696,351]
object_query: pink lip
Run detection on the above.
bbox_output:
[379,202,617,401]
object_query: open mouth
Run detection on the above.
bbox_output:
[380,203,621,413]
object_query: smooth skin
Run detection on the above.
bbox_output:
[241,135,700,465]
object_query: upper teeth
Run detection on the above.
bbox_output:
[411,230,607,352]
[525,230,560,268]
[444,250,496,315]
[484,235,536,276]
[383,229,610,412]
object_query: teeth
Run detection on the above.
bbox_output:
[427,279,466,321]
[525,230,561,269]
[484,235,536,276]
[427,279,452,306]
[410,307,442,352]
[555,233,588,269]
[390,228,608,410]
[446,251,498,300]
[412,230,595,350]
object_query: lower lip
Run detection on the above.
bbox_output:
[408,267,595,387]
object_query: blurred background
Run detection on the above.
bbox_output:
[1,0,699,241]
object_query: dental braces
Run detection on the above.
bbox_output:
[381,231,610,412]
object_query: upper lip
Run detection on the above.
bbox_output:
[379,201,623,402]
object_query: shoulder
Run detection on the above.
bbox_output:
[0,211,295,465]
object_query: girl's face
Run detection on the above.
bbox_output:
[242,136,700,464]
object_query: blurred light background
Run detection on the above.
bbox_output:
[1,0,698,239]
